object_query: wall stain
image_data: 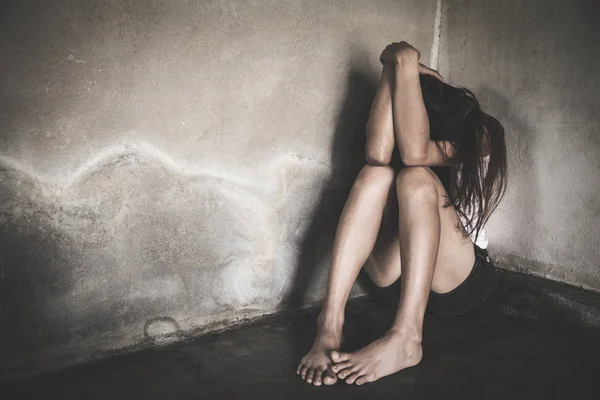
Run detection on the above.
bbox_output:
[143,316,182,340]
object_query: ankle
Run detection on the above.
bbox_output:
[317,309,344,331]
[389,325,423,344]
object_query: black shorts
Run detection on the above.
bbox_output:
[358,244,496,317]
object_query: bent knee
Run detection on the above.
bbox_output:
[364,265,399,289]
[369,273,398,289]
[395,167,439,197]
[357,164,396,187]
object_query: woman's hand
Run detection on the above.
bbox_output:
[379,41,420,65]
[380,41,445,82]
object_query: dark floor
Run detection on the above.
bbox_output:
[2,290,600,400]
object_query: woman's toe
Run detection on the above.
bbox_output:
[331,361,352,373]
[355,375,370,385]
[331,351,350,363]
[300,366,308,379]
[337,366,357,380]
[345,371,362,384]
[323,369,338,385]
[312,368,324,386]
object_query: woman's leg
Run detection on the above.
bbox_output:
[297,164,396,386]
[297,62,397,387]
[331,166,475,385]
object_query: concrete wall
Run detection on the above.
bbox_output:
[0,0,439,377]
[439,0,600,292]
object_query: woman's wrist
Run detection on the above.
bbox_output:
[394,49,420,69]
[394,57,420,80]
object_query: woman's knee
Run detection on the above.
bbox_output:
[364,260,400,288]
[366,268,399,289]
[395,167,439,199]
[356,164,396,188]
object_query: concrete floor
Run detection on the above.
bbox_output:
[1,293,599,400]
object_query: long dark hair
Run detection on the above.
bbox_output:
[420,74,507,242]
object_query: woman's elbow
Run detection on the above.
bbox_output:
[400,151,427,167]
[366,148,392,166]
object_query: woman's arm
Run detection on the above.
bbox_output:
[382,42,455,167]
[365,64,395,166]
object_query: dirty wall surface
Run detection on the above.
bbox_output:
[439,0,600,292]
[0,0,438,377]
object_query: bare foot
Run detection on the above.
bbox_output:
[297,315,343,386]
[331,330,422,385]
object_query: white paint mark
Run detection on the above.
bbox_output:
[0,141,334,227]
[0,142,254,191]
[0,142,333,194]
[430,0,442,70]
[287,152,335,170]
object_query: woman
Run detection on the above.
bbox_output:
[296,41,507,386]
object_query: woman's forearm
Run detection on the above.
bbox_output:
[365,64,395,166]
[392,53,431,165]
